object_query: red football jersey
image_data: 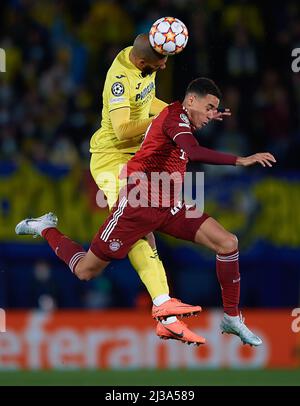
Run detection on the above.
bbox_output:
[125,101,192,178]
[121,101,194,206]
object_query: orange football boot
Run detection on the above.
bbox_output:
[156,320,206,346]
[152,298,202,321]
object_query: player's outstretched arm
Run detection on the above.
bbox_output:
[174,133,237,165]
[110,107,152,141]
[236,153,276,167]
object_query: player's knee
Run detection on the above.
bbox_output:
[218,233,238,253]
[145,232,156,249]
[75,263,97,281]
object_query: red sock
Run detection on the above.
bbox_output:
[42,228,86,273]
[216,250,240,316]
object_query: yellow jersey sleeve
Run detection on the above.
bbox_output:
[110,107,152,140]
[150,97,168,116]
[107,73,131,113]
[90,46,159,154]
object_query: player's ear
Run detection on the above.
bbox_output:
[187,94,194,106]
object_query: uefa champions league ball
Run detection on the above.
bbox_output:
[149,16,189,56]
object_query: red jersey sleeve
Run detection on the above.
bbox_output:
[162,103,237,166]
[175,134,237,165]
[162,105,194,142]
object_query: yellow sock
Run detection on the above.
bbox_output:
[152,248,170,295]
[128,239,168,299]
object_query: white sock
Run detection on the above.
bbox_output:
[153,295,178,324]
[153,294,170,306]
[161,316,177,325]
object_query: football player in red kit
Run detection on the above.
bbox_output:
[16,78,276,346]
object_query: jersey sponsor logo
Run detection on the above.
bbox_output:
[111,82,125,96]
[135,82,141,90]
[115,74,126,79]
[109,97,126,104]
[108,238,123,251]
[135,82,154,101]
[180,113,190,124]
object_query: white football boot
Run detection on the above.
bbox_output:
[15,212,58,238]
[220,313,263,346]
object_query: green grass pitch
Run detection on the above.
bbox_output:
[0,369,299,386]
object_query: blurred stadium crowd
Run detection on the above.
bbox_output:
[1,0,300,166]
[0,0,300,311]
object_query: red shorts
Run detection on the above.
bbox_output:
[90,195,209,261]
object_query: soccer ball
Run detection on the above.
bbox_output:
[149,17,189,56]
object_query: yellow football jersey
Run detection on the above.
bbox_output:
[90,46,156,154]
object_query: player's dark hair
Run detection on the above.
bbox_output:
[132,33,166,61]
[186,77,222,99]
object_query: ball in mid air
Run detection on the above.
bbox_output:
[149,16,189,56]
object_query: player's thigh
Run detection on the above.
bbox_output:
[102,185,123,210]
[158,205,210,242]
[194,217,238,252]
[90,152,130,209]
[90,202,159,261]
[77,249,109,277]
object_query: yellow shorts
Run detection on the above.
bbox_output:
[90,152,133,209]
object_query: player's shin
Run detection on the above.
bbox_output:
[128,239,168,299]
[216,250,240,316]
[152,248,170,294]
[42,228,86,274]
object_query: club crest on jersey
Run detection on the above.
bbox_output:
[180,113,190,124]
[108,238,123,252]
[111,82,124,96]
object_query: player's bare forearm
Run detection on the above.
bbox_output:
[236,153,276,167]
